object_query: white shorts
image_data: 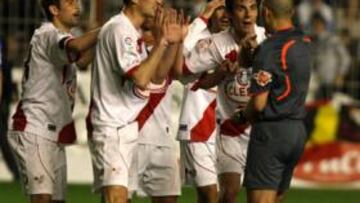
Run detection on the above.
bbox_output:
[216,134,249,175]
[89,122,138,192]
[130,144,181,197]
[180,141,218,187]
[7,131,67,201]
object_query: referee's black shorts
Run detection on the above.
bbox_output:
[243,119,307,191]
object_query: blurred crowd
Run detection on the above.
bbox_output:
[0,0,360,181]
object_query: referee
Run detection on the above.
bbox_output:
[233,0,311,202]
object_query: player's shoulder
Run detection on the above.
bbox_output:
[31,22,66,44]
[100,14,136,41]
[211,29,238,58]
[211,29,234,46]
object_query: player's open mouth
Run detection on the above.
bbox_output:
[73,13,80,18]
[242,20,253,27]
[221,18,230,25]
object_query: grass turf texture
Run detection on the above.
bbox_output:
[1,182,359,203]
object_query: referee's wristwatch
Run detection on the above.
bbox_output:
[232,111,248,125]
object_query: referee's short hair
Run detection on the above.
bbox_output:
[263,0,294,18]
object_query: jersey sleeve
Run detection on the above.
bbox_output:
[51,31,80,65]
[250,46,275,95]
[183,17,209,54]
[111,27,143,77]
[184,36,222,74]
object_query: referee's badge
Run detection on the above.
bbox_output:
[254,70,272,87]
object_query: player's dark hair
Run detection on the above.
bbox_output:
[123,0,132,6]
[225,0,234,13]
[40,0,61,21]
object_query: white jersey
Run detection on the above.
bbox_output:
[183,17,211,55]
[11,22,78,144]
[136,79,175,147]
[184,25,266,137]
[89,12,150,129]
[178,17,218,142]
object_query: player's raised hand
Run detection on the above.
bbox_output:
[162,9,183,44]
[153,6,166,43]
[201,0,225,19]
[179,9,191,41]
[240,34,258,50]
[219,59,239,75]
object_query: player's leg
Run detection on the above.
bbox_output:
[8,131,67,203]
[247,189,277,203]
[102,186,128,203]
[182,141,218,203]
[89,123,139,203]
[275,191,286,203]
[217,135,249,203]
[51,143,67,203]
[138,145,180,203]
[218,172,241,203]
[196,185,218,203]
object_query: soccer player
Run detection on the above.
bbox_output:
[87,1,184,203]
[178,0,266,202]
[177,1,229,203]
[7,0,100,202]
[127,8,188,203]
[233,0,312,202]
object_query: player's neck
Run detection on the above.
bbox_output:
[272,19,293,33]
[52,18,72,33]
[123,7,145,30]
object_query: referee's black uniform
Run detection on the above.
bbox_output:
[243,27,311,191]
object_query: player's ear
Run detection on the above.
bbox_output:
[49,5,60,18]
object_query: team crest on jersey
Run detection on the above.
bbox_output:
[195,38,212,53]
[254,70,272,87]
[124,37,134,50]
[224,68,252,104]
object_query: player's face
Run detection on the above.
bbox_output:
[57,0,81,28]
[230,0,258,36]
[210,6,229,32]
[139,0,164,19]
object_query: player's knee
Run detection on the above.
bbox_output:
[196,187,217,203]
[275,191,286,203]
[223,186,240,198]
[102,186,128,203]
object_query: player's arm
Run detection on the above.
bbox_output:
[151,9,184,84]
[131,9,183,89]
[232,50,273,124]
[242,91,269,123]
[66,28,100,53]
[131,39,168,89]
[183,0,224,53]
[75,47,95,70]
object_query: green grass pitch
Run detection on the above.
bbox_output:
[1,182,359,203]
